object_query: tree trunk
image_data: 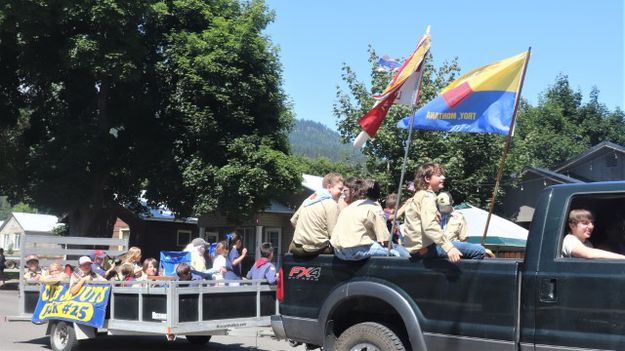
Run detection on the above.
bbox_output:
[67,207,118,237]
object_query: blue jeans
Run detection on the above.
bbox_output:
[413,242,486,260]
[335,242,409,261]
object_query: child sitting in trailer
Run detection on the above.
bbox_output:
[41,262,69,286]
[246,242,277,285]
[119,263,137,286]
[136,258,159,280]
[176,263,202,284]
[211,241,228,280]
[23,255,44,282]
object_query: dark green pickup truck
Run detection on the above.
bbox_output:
[272,182,625,351]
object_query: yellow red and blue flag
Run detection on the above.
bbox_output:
[397,51,529,135]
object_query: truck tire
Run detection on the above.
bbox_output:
[50,321,78,351]
[185,335,212,345]
[335,322,405,351]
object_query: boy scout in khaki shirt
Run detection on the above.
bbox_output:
[403,189,456,254]
[41,262,70,286]
[404,163,486,262]
[331,178,401,260]
[23,255,44,282]
[437,192,468,242]
[443,213,468,242]
[402,163,463,263]
[289,173,344,256]
[331,199,390,250]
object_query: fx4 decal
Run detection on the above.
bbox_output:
[288,266,321,281]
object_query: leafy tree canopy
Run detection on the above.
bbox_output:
[508,75,625,173]
[0,0,300,235]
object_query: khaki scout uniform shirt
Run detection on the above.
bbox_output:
[330,199,390,249]
[41,272,70,285]
[69,270,107,290]
[442,212,468,242]
[24,269,44,282]
[403,190,454,253]
[291,198,340,252]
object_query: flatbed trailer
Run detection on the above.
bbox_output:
[28,279,277,351]
[12,234,278,351]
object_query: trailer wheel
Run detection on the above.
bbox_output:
[50,321,78,351]
[185,335,212,345]
[335,322,405,351]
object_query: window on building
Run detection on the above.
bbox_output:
[263,227,282,268]
[239,227,255,252]
[3,234,9,251]
[204,232,218,244]
[118,228,130,251]
[14,233,20,251]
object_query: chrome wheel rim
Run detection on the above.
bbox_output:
[53,323,69,349]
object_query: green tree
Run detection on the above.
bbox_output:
[0,196,38,220]
[334,47,506,206]
[0,0,300,236]
[508,75,625,174]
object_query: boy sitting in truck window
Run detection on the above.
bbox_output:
[562,209,625,259]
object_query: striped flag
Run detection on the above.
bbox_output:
[354,30,431,148]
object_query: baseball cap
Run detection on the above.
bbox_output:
[93,249,106,258]
[436,192,454,214]
[26,254,39,263]
[78,256,93,265]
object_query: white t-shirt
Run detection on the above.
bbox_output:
[212,255,226,270]
[212,255,226,280]
[561,234,593,257]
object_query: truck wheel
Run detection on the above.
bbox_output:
[50,321,78,351]
[335,322,405,351]
[185,335,212,345]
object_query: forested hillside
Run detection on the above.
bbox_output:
[289,119,363,162]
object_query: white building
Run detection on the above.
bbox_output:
[0,212,60,252]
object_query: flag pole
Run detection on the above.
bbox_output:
[388,26,430,254]
[481,47,531,245]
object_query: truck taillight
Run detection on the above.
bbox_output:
[277,267,284,302]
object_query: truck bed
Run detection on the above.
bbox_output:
[279,254,522,349]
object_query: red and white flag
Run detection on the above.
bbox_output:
[353,28,431,148]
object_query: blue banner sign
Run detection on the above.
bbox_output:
[32,284,111,328]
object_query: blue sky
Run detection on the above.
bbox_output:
[265,0,624,130]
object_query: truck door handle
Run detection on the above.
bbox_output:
[539,278,557,303]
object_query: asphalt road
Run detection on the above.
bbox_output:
[0,287,305,351]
